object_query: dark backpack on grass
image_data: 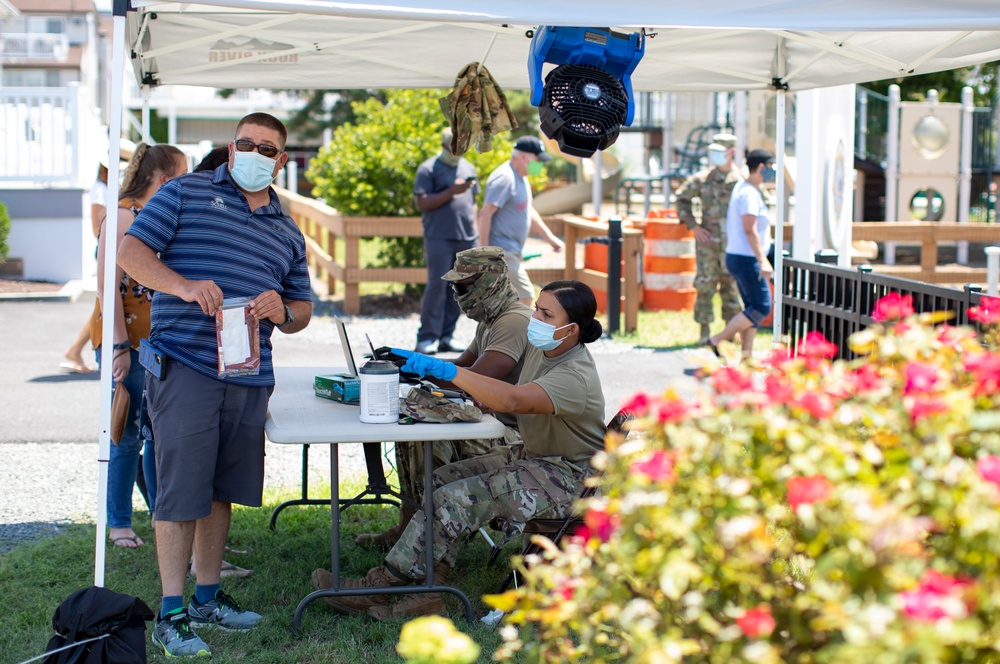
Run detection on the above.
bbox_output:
[42,586,154,664]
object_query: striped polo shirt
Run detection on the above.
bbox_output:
[126,164,312,386]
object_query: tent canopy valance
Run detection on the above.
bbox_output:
[127,0,1000,93]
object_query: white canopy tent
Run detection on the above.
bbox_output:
[94,0,1000,584]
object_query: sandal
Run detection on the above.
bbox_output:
[704,340,722,358]
[110,535,144,549]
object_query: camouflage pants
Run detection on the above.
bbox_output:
[694,239,743,325]
[385,444,588,579]
[395,426,520,503]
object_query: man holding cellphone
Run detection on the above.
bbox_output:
[413,128,479,355]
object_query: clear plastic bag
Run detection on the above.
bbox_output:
[215,296,260,378]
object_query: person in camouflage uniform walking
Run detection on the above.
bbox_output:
[674,133,744,343]
[312,280,607,621]
[355,246,532,552]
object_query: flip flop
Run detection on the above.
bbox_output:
[225,545,250,556]
[110,535,144,549]
[220,561,253,578]
[704,340,722,358]
[60,361,97,374]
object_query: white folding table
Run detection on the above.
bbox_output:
[265,366,505,627]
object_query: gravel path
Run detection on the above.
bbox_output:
[1,300,668,552]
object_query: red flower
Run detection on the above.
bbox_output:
[763,374,794,406]
[582,506,620,543]
[968,296,1000,325]
[846,364,884,393]
[620,392,652,417]
[900,570,974,622]
[904,362,940,395]
[791,392,835,420]
[977,455,1000,489]
[964,352,1000,395]
[630,449,676,483]
[553,578,576,601]
[709,366,754,394]
[654,397,690,423]
[786,475,834,512]
[872,292,914,321]
[735,606,775,638]
[906,395,949,422]
[797,331,838,359]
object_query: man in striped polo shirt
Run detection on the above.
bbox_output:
[119,112,312,658]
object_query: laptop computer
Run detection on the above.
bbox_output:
[334,317,360,377]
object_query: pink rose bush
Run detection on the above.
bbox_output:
[487,294,1000,662]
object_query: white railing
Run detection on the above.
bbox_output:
[1,33,70,61]
[0,83,102,185]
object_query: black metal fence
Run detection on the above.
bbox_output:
[781,257,986,360]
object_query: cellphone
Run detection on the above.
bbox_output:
[465,176,477,182]
[139,338,167,380]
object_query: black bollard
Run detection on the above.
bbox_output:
[608,217,622,335]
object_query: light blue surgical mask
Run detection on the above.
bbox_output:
[709,150,728,167]
[527,316,572,351]
[526,160,545,177]
[761,165,776,182]
[231,150,277,192]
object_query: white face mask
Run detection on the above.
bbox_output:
[231,150,277,192]
[709,150,728,167]
[527,316,572,351]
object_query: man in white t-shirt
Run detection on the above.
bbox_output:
[707,148,775,361]
[477,136,564,305]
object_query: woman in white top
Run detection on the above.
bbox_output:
[707,148,775,361]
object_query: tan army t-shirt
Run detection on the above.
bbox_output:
[516,342,606,465]
[466,302,532,428]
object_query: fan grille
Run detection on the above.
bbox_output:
[539,64,629,157]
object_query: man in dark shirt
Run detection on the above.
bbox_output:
[413,128,479,354]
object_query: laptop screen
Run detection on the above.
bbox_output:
[334,317,359,377]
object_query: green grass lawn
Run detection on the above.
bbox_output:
[3,478,522,664]
[605,298,774,352]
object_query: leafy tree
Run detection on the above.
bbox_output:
[0,201,9,263]
[866,62,999,105]
[306,88,516,280]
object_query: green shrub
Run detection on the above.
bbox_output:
[306,89,522,282]
[0,201,10,263]
[489,294,1000,662]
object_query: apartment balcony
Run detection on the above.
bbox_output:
[1,32,69,61]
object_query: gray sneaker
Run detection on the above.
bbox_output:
[188,590,262,631]
[151,610,211,658]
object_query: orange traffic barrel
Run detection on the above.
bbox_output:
[642,219,696,311]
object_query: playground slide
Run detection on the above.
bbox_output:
[533,144,623,216]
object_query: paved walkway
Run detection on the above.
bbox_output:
[0,291,705,551]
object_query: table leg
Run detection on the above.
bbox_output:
[422,439,475,624]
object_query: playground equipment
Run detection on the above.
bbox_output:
[532,139,623,216]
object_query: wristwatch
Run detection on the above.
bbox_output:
[278,304,294,328]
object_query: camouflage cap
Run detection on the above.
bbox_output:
[708,132,738,151]
[441,246,507,282]
[400,386,483,424]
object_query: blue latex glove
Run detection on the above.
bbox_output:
[390,348,457,381]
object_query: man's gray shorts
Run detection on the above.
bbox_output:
[502,251,535,301]
[145,360,272,522]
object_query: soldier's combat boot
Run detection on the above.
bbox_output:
[368,563,451,621]
[311,564,410,616]
[355,503,417,552]
[698,323,712,345]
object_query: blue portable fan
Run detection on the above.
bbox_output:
[528,26,645,158]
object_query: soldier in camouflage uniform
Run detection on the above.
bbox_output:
[674,132,744,343]
[355,246,531,552]
[313,280,607,621]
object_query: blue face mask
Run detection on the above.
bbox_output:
[231,150,277,192]
[709,150,728,167]
[761,165,776,182]
[527,316,572,351]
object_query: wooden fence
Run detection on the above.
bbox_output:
[275,188,643,332]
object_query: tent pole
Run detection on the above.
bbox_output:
[771,38,787,348]
[95,0,129,588]
[773,88,786,347]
